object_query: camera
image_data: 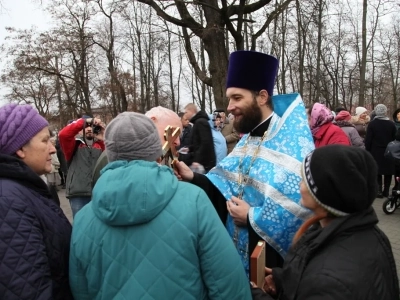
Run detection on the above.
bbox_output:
[92,125,102,135]
[85,118,103,135]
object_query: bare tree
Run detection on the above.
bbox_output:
[134,0,291,108]
[92,0,128,116]
[1,62,57,116]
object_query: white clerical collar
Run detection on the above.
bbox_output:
[251,113,274,132]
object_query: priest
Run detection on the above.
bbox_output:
[175,50,315,274]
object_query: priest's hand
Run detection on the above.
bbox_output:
[173,161,194,181]
[227,196,250,226]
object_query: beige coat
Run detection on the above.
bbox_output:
[351,115,370,140]
[46,153,61,184]
[221,119,240,154]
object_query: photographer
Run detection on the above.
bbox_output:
[59,115,105,218]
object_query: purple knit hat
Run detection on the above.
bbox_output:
[0,104,49,155]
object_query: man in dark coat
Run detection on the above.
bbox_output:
[56,137,68,188]
[365,104,397,197]
[177,112,193,165]
[184,103,216,172]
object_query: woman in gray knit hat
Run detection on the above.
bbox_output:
[365,104,397,197]
[69,112,252,300]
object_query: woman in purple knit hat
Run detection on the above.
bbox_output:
[0,104,72,299]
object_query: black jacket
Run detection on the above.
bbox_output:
[365,118,396,174]
[393,108,400,131]
[252,207,399,300]
[189,111,216,171]
[0,154,73,299]
[178,124,193,165]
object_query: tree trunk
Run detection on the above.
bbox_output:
[359,0,368,107]
[315,0,324,101]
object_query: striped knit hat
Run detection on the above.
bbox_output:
[302,145,377,216]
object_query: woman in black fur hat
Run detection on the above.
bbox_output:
[252,145,399,300]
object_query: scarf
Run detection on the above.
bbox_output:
[310,103,334,135]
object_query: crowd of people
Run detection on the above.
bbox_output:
[0,50,399,299]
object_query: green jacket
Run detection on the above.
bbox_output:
[70,160,252,300]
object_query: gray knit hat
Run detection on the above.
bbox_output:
[105,112,162,162]
[374,104,387,117]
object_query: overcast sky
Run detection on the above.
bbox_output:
[0,0,51,105]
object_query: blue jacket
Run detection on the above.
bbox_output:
[70,160,251,300]
[0,154,73,299]
[208,115,228,164]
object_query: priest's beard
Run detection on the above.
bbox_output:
[233,98,263,134]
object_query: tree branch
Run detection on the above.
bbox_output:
[227,0,272,17]
[135,0,192,28]
[174,0,205,37]
[251,0,293,50]
[182,28,212,86]
[221,0,242,47]
[184,1,220,12]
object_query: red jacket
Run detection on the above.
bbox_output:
[313,123,351,148]
[59,118,105,161]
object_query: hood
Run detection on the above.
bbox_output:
[208,114,219,131]
[92,160,178,226]
[190,110,210,123]
[335,120,354,128]
[393,108,400,122]
[0,153,52,198]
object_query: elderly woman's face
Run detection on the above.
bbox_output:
[16,127,56,175]
[300,180,318,210]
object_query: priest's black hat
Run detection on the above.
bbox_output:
[226,51,279,96]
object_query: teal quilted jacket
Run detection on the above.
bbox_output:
[69,160,251,300]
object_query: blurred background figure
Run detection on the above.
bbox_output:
[307,103,350,148]
[351,106,370,141]
[56,134,68,189]
[46,136,61,205]
[208,112,227,164]
[177,111,193,165]
[214,108,240,154]
[393,108,400,131]
[385,129,400,192]
[365,104,397,198]
[184,103,216,173]
[335,110,364,148]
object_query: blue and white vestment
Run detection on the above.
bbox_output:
[206,93,315,272]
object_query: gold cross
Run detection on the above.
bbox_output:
[162,125,181,169]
